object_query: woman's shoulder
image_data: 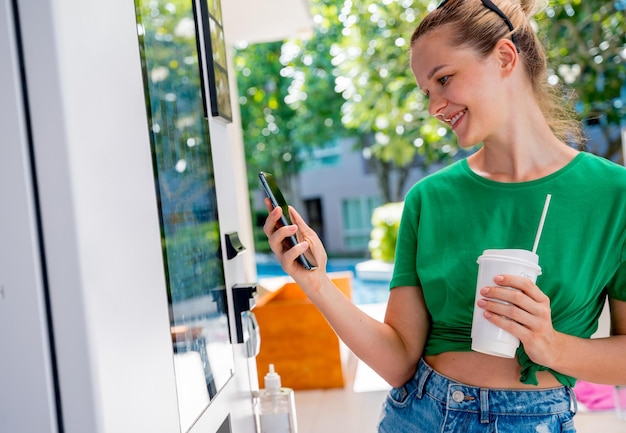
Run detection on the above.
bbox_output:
[574,152,626,189]
[570,152,626,199]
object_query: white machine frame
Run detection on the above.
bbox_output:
[0,0,258,431]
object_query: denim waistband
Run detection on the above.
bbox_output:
[412,359,577,422]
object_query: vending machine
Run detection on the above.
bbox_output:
[0,0,310,432]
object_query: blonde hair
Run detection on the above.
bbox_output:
[411,0,584,148]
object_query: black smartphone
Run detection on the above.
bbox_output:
[258,171,317,270]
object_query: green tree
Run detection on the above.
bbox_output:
[538,0,626,163]
[333,0,460,202]
[234,0,349,203]
[234,41,301,200]
[287,0,349,148]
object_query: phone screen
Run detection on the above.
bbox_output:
[258,171,293,227]
[258,171,317,270]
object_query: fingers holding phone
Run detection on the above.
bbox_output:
[263,203,300,254]
[285,204,326,269]
[265,205,320,271]
[259,172,319,271]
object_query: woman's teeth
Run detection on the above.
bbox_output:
[450,109,467,126]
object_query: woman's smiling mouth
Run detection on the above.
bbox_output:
[436,109,467,127]
[449,109,467,127]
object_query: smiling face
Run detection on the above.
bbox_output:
[411,28,508,148]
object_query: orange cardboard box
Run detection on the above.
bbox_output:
[254,272,353,390]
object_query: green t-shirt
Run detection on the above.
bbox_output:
[390,152,626,386]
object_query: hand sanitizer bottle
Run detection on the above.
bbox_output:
[253,364,298,433]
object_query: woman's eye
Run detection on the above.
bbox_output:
[438,75,449,86]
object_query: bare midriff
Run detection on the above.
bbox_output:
[424,352,562,389]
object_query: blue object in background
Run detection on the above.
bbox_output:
[256,257,390,305]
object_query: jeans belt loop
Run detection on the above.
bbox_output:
[480,388,490,424]
[567,386,578,414]
[415,361,433,399]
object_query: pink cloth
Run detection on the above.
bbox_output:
[573,380,619,411]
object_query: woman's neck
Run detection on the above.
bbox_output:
[468,103,579,183]
[469,142,578,183]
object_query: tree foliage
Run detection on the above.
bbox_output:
[234,41,301,200]
[538,0,626,162]
[234,0,349,201]
[332,0,465,202]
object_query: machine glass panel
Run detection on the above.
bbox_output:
[135,0,234,427]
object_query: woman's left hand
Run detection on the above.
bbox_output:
[477,274,560,367]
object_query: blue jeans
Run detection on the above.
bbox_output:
[378,359,577,432]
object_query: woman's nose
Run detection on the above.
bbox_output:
[427,93,446,118]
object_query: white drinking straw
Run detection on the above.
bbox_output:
[532,194,552,254]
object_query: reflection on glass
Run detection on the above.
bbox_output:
[134,0,234,429]
[209,18,226,67]
[207,0,222,23]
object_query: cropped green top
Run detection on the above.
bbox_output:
[390,152,626,386]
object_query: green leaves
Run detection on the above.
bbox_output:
[368,202,404,263]
[539,1,625,161]
[334,0,453,171]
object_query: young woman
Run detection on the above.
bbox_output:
[263,0,626,431]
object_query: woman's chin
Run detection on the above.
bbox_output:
[456,136,481,149]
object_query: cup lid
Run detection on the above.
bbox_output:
[478,249,541,273]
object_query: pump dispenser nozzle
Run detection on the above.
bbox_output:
[264,364,281,391]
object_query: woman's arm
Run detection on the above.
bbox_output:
[309,281,429,387]
[546,297,626,385]
[263,204,429,387]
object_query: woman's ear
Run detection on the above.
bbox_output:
[494,38,518,77]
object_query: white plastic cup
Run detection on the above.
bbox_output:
[471,249,542,358]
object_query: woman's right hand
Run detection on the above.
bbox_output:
[262,200,328,294]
